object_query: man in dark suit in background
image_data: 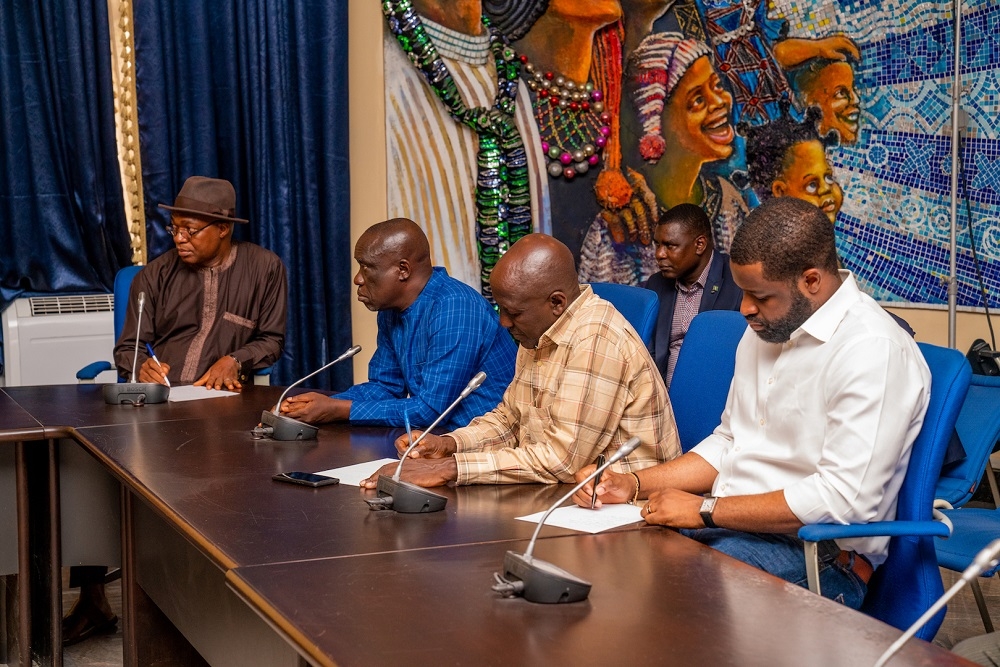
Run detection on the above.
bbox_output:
[644,204,743,387]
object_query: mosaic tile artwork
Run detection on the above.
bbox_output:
[381,1,1000,307]
[806,0,1000,307]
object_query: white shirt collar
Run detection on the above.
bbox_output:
[794,270,859,344]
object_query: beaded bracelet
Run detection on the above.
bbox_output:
[627,472,641,505]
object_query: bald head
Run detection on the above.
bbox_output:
[353,218,434,312]
[490,234,581,348]
[491,234,579,298]
[357,218,432,270]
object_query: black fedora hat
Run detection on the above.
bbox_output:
[158,176,249,224]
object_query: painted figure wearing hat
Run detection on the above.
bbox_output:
[628,32,748,250]
[578,31,748,285]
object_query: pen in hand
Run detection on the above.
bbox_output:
[403,410,414,456]
[144,343,171,387]
[591,454,606,509]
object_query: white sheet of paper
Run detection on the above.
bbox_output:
[167,385,239,402]
[316,458,399,486]
[515,504,644,534]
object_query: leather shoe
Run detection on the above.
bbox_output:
[62,603,118,646]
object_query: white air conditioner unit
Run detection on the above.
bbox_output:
[1,294,117,386]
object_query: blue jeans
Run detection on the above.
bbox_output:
[680,528,867,609]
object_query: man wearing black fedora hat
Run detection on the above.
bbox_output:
[111,175,287,389]
[65,176,287,645]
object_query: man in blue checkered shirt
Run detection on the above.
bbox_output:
[280,218,515,429]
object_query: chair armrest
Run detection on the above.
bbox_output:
[77,361,114,382]
[798,520,951,543]
[800,520,951,596]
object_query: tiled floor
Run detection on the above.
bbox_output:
[62,576,123,667]
[936,568,999,651]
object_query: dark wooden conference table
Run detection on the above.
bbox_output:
[0,384,973,667]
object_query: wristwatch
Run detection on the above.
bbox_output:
[699,496,718,529]
[229,355,247,383]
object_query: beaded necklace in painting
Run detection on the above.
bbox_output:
[381,1,531,300]
[519,55,611,181]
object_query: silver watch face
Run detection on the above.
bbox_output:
[700,496,717,513]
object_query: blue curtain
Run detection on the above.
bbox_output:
[0,0,130,311]
[133,0,353,388]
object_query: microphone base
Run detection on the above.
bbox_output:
[494,550,591,604]
[259,411,319,441]
[103,383,169,405]
[363,476,447,513]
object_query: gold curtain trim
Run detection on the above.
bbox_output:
[108,0,146,265]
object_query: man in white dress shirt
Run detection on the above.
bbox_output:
[573,197,931,608]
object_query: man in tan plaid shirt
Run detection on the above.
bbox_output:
[361,234,681,488]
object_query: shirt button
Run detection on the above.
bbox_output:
[734,445,741,452]
[759,418,765,426]
[767,377,774,385]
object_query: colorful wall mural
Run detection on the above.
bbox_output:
[382,0,1000,308]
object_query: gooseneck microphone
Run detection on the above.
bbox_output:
[256,345,362,441]
[874,538,1000,667]
[131,291,146,381]
[491,437,641,603]
[364,371,487,513]
[392,371,486,480]
[103,291,170,405]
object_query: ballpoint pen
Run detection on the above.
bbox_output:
[145,343,171,387]
[404,410,414,456]
[591,453,606,509]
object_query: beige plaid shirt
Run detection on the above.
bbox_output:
[450,286,681,484]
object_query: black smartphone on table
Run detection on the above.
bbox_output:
[272,471,340,488]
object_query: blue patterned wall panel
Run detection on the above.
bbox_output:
[778,0,1000,307]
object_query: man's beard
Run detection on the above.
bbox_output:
[747,291,814,344]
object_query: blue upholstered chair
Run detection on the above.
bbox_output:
[936,508,1000,632]
[77,265,272,385]
[589,282,659,347]
[77,265,142,382]
[667,311,746,451]
[799,342,971,641]
[933,374,1000,632]
[934,373,1000,508]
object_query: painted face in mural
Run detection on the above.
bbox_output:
[732,262,816,344]
[799,61,860,145]
[662,56,734,162]
[771,140,843,223]
[653,221,708,283]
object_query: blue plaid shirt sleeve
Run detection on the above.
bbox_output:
[336,316,403,404]
[344,285,509,429]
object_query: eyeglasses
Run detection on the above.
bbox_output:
[165,222,217,240]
